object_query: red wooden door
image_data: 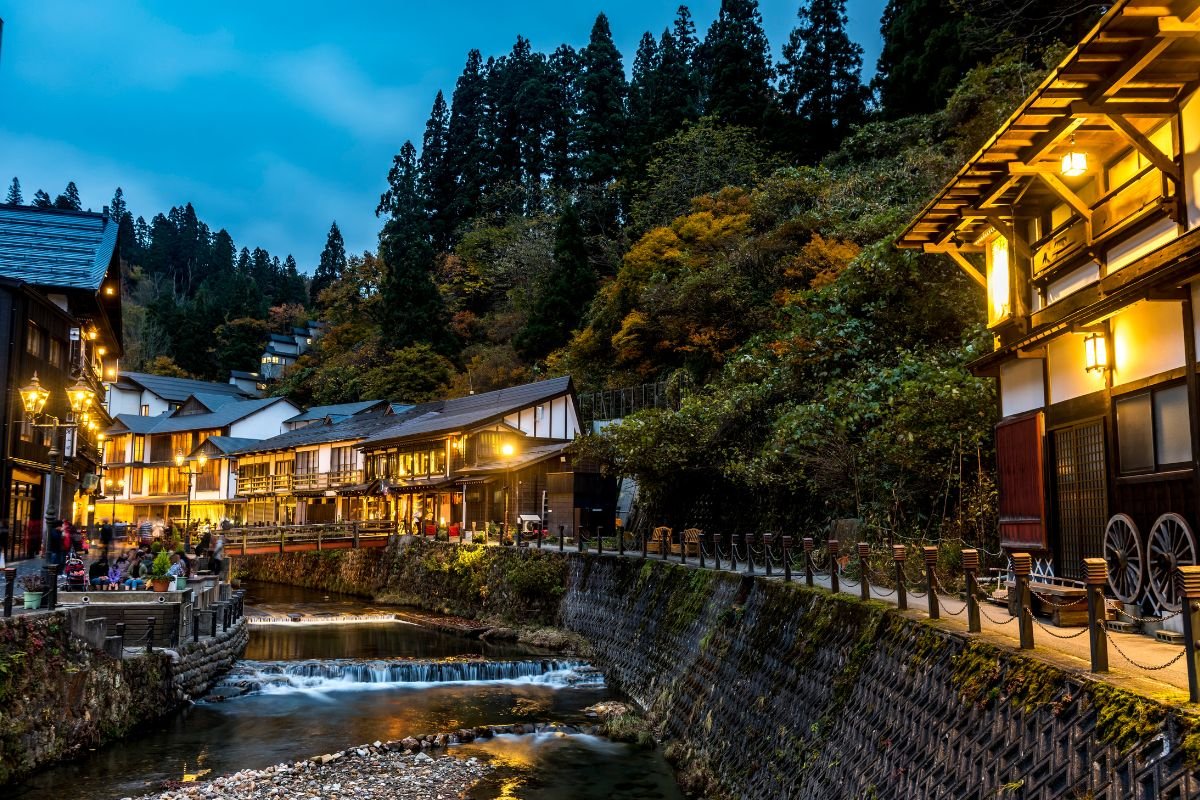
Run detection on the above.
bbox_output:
[996,412,1048,551]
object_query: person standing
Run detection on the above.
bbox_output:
[210,531,225,580]
[99,518,114,562]
[0,519,9,567]
[47,520,65,566]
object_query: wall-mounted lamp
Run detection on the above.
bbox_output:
[1061,134,1088,178]
[1084,331,1108,373]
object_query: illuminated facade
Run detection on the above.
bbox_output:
[900,0,1200,614]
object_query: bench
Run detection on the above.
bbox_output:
[681,528,702,557]
[647,527,672,555]
[1026,582,1089,627]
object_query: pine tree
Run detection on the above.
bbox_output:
[873,0,965,117]
[627,32,661,177]
[377,141,449,351]
[446,50,489,232]
[54,181,83,210]
[577,13,627,187]
[656,26,701,132]
[515,204,597,359]
[110,187,138,263]
[547,45,582,191]
[419,91,456,249]
[283,255,308,305]
[5,177,22,205]
[31,190,52,208]
[698,0,775,131]
[778,0,870,161]
[310,221,347,306]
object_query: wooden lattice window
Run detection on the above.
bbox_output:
[1053,420,1107,580]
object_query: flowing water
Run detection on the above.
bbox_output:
[10,583,683,800]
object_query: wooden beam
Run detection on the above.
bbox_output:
[1070,101,1178,117]
[978,174,1023,209]
[1101,113,1182,181]
[1006,165,1095,222]
[1016,347,1047,360]
[924,245,986,290]
[1022,116,1087,165]
[1095,37,1173,100]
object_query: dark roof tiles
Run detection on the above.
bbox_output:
[0,204,118,290]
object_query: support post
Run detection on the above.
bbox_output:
[516,524,523,549]
[962,549,981,633]
[115,622,125,652]
[44,565,59,611]
[279,529,285,554]
[923,546,939,620]
[763,534,773,577]
[316,526,322,551]
[1012,552,1034,650]
[146,617,156,653]
[559,526,565,553]
[3,568,14,617]
[893,545,907,610]
[711,531,721,571]
[578,530,584,552]
[1178,566,1200,702]
[802,537,813,587]
[210,607,219,637]
[597,526,603,556]
[745,533,755,574]
[728,533,738,572]
[1084,558,1108,673]
[828,539,840,594]
[353,521,360,549]
[782,536,792,582]
[698,531,705,569]
[192,612,201,643]
[679,529,686,565]
[857,542,871,602]
[617,526,624,556]
[640,529,647,559]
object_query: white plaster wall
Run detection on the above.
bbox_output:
[1000,359,1045,418]
[1111,300,1185,385]
[501,393,579,440]
[1107,218,1179,273]
[229,399,302,439]
[1047,334,1107,404]
[106,386,142,416]
[1045,261,1100,305]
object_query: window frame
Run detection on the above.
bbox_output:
[1114,379,1194,476]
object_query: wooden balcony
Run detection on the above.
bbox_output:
[292,470,364,492]
[239,474,292,494]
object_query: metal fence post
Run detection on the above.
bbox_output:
[516,524,523,549]
[745,533,755,574]
[3,568,14,617]
[962,549,981,633]
[802,537,813,587]
[893,545,907,610]
[1083,558,1108,673]
[857,543,871,601]
[559,526,565,553]
[578,530,584,552]
[782,536,792,582]
[279,529,286,554]
[353,522,360,549]
[210,607,219,637]
[728,533,738,572]
[192,612,201,643]
[923,546,940,620]
[1012,552,1034,649]
[697,531,705,569]
[146,617,156,653]
[711,531,721,571]
[679,529,686,565]
[1178,566,1200,702]
[115,622,126,653]
[45,565,60,611]
[763,534,773,577]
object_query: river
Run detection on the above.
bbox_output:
[10,583,683,800]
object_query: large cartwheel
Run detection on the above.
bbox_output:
[1104,513,1144,604]
[1147,512,1198,612]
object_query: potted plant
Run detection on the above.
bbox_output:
[19,574,47,609]
[150,550,172,592]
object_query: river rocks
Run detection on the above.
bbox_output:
[134,746,489,800]
[583,701,634,719]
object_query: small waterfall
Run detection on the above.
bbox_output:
[212,658,603,698]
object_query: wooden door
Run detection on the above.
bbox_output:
[1052,420,1107,580]
[996,412,1047,551]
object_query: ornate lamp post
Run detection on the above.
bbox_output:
[174,449,208,549]
[105,477,125,526]
[500,442,516,544]
[19,372,95,557]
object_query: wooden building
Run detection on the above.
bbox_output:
[0,204,122,559]
[899,0,1200,613]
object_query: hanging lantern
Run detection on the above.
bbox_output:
[1061,134,1088,177]
[19,372,50,417]
[67,378,95,414]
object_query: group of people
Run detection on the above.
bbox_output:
[80,532,226,591]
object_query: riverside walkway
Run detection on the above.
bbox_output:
[220,523,1197,701]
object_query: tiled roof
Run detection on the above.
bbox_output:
[284,400,390,424]
[199,436,261,455]
[362,376,573,446]
[189,392,245,411]
[268,333,296,343]
[108,396,291,435]
[0,204,117,290]
[121,372,251,403]
[229,370,261,380]
[233,409,406,455]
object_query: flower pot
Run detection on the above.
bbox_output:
[151,577,171,593]
[174,576,187,590]
[23,591,43,610]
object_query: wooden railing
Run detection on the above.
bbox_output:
[292,470,364,491]
[223,520,396,555]
[239,474,295,494]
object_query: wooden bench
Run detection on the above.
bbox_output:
[681,528,702,557]
[1026,581,1090,627]
[648,527,672,555]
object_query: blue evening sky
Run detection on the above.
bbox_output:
[0,1,886,271]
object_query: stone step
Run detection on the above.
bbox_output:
[1105,620,1137,634]
[1155,629,1185,645]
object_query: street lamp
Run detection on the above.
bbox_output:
[105,477,125,527]
[500,442,516,546]
[175,449,208,549]
[19,372,94,558]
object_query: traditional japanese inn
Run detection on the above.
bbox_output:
[900,0,1200,614]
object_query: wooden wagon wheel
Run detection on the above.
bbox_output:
[1148,513,1198,613]
[1103,513,1144,604]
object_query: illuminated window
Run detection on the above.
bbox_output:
[986,234,1011,326]
[1116,384,1193,474]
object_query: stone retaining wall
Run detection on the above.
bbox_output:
[0,612,247,785]
[240,542,1200,799]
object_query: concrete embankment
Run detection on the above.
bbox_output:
[238,539,1200,799]
[0,612,247,785]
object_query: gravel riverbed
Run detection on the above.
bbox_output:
[130,743,490,800]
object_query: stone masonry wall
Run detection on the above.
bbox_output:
[241,542,1200,799]
[0,612,247,785]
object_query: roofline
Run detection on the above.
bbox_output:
[897,0,1131,246]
